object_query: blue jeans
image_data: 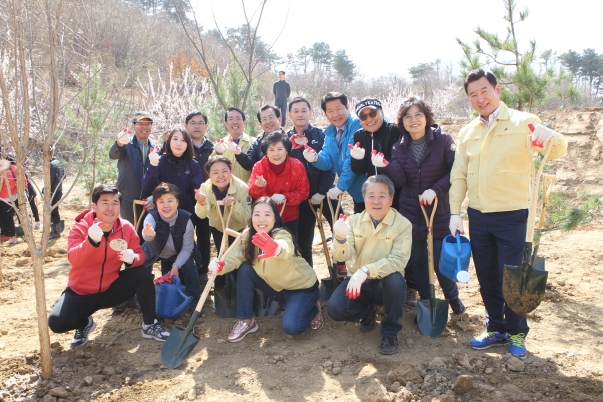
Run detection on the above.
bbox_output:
[468,207,529,336]
[407,239,459,301]
[160,256,201,305]
[327,272,406,337]
[237,262,319,335]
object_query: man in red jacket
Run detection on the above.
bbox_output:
[48,184,169,347]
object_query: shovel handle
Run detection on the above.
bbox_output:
[279,199,287,216]
[308,200,332,267]
[419,196,439,286]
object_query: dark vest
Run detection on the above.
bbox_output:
[143,209,201,267]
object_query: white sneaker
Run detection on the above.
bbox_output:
[142,320,170,342]
[6,237,19,244]
[34,221,40,230]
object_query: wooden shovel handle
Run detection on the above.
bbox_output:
[419,196,439,286]
[308,200,332,267]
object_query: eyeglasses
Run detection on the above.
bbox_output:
[188,121,206,126]
[403,112,425,122]
[227,117,244,122]
[358,109,378,121]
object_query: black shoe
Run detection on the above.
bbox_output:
[379,335,399,355]
[113,296,136,313]
[71,317,96,348]
[199,274,209,288]
[449,298,466,315]
[359,305,377,333]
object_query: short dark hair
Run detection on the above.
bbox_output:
[165,129,194,161]
[278,71,285,75]
[185,111,208,125]
[396,95,436,132]
[464,69,498,94]
[260,130,291,156]
[152,182,181,202]
[91,184,121,204]
[362,175,395,198]
[288,96,312,112]
[204,155,232,177]
[256,104,281,123]
[224,107,246,122]
[321,92,348,112]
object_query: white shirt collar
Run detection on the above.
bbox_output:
[479,103,502,128]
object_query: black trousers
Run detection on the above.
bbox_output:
[0,200,16,237]
[191,214,210,275]
[297,199,342,266]
[50,191,62,224]
[48,267,157,332]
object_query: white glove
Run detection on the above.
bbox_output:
[148,149,160,166]
[303,145,318,163]
[348,142,365,160]
[310,193,325,205]
[333,214,350,239]
[214,139,226,154]
[145,195,155,210]
[420,189,437,206]
[209,257,225,273]
[370,150,389,168]
[227,140,241,155]
[449,215,465,237]
[88,222,103,243]
[117,129,130,146]
[119,249,134,265]
[271,193,286,204]
[326,187,343,200]
[531,124,554,147]
[346,269,368,299]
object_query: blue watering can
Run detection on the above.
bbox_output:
[439,231,471,282]
[155,276,194,319]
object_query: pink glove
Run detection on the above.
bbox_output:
[290,133,308,149]
[214,138,226,154]
[303,145,318,162]
[209,257,225,273]
[251,232,282,260]
[346,269,368,299]
[153,272,174,285]
[371,150,389,167]
[348,142,365,160]
[227,138,242,154]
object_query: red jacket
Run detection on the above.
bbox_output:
[248,156,310,222]
[0,165,26,199]
[67,209,145,295]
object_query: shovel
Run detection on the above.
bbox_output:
[322,196,344,301]
[161,228,242,368]
[417,196,449,338]
[503,126,553,316]
[213,202,239,318]
[539,175,556,228]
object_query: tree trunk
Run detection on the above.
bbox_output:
[32,253,53,378]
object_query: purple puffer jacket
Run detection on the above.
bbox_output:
[381,125,455,241]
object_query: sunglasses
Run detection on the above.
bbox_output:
[359,109,378,121]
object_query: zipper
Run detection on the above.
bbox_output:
[371,134,377,176]
[98,239,108,293]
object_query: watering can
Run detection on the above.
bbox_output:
[155,276,194,319]
[439,231,471,282]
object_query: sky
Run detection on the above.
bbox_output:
[190,0,601,80]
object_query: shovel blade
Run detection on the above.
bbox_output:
[252,289,280,317]
[214,274,238,318]
[160,325,200,369]
[503,262,548,316]
[320,265,341,302]
[416,298,449,338]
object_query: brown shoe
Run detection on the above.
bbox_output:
[310,302,323,331]
[227,319,258,343]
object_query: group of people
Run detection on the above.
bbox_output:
[46,69,567,359]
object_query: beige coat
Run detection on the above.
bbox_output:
[211,133,255,183]
[194,175,250,232]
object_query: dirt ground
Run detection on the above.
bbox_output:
[1,109,603,401]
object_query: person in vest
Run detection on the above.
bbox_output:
[209,197,322,342]
[142,183,202,309]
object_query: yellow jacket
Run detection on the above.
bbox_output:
[450,102,568,214]
[194,175,251,232]
[332,208,412,279]
[221,228,317,292]
[211,133,254,183]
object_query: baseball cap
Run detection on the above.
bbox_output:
[132,112,153,124]
[355,98,382,116]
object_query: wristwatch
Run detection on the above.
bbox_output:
[360,266,370,276]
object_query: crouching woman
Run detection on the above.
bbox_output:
[142,183,202,307]
[209,197,322,342]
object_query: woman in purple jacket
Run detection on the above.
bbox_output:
[382,96,465,315]
[142,128,204,215]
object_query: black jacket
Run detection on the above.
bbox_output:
[350,121,402,178]
[235,132,266,171]
[192,138,214,180]
[287,125,336,197]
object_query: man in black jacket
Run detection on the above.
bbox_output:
[232,104,282,171]
[273,71,291,126]
[184,111,214,278]
[286,96,337,265]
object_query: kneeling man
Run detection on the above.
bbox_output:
[48,184,169,347]
[327,175,412,354]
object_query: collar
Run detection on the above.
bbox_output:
[479,103,502,128]
[192,137,207,148]
[360,208,396,226]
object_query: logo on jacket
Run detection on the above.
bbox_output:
[185,170,190,174]
[311,140,319,144]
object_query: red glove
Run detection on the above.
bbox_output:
[528,123,544,148]
[370,150,388,167]
[153,272,174,285]
[290,133,308,149]
[251,232,281,260]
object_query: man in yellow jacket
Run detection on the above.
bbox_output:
[212,107,255,183]
[327,175,412,355]
[449,69,568,359]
